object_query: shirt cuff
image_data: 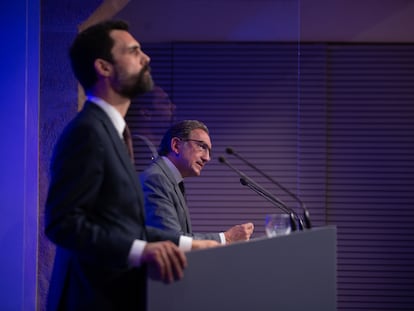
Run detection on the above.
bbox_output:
[128,239,147,267]
[179,236,193,252]
[219,232,226,244]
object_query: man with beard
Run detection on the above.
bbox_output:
[45,20,217,311]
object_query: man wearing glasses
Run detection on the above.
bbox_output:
[140,120,254,243]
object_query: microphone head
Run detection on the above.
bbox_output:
[225,147,235,155]
[239,177,248,186]
[218,156,226,163]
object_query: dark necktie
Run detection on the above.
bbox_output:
[123,124,135,163]
[178,181,191,233]
[178,181,186,197]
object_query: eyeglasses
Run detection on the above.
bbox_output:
[180,138,212,157]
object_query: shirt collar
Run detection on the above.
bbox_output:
[87,95,125,138]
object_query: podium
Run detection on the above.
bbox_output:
[147,226,337,311]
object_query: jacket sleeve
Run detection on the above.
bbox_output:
[140,170,221,242]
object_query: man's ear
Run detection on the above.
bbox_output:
[171,137,181,155]
[94,58,112,77]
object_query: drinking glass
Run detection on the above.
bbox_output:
[265,213,292,237]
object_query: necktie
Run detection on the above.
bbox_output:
[178,181,186,197]
[178,181,191,233]
[123,124,135,163]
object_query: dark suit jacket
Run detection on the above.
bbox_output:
[45,102,180,311]
[140,157,221,242]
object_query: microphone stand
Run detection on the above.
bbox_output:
[226,147,311,229]
[239,177,298,231]
[219,156,300,231]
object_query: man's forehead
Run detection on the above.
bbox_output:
[190,129,211,144]
[190,128,208,137]
[110,29,140,49]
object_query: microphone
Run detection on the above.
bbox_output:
[225,147,311,229]
[218,156,298,231]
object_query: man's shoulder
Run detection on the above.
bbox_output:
[141,158,164,177]
[64,102,105,129]
[140,159,175,186]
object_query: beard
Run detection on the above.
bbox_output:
[115,64,154,99]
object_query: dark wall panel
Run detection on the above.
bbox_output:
[128,42,414,310]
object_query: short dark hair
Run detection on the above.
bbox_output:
[158,120,209,156]
[69,20,129,92]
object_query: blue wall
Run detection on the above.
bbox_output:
[0,1,39,310]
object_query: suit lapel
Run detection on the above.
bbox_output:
[154,158,193,234]
[83,102,142,195]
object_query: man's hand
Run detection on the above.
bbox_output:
[224,222,254,243]
[140,241,187,284]
[191,239,220,250]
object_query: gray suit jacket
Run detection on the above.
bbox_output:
[140,157,221,242]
